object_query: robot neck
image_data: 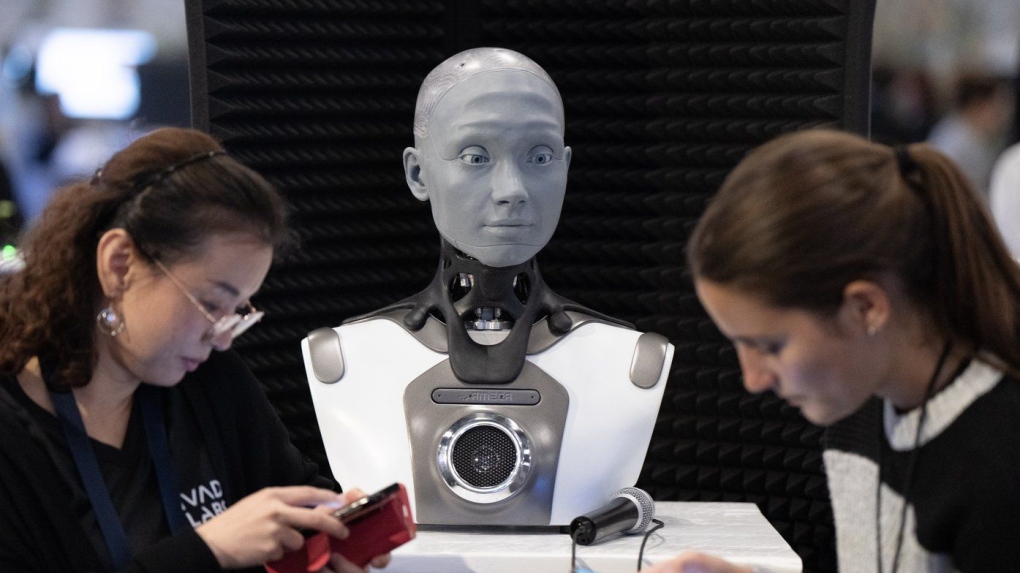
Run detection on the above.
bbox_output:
[429,240,549,383]
[393,239,591,384]
[439,240,540,331]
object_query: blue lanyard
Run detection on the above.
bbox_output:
[46,372,184,569]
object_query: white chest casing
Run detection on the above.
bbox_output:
[303,315,673,526]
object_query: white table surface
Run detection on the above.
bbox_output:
[385,502,802,573]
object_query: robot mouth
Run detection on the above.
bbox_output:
[484,221,531,228]
[482,226,534,240]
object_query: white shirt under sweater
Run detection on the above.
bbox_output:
[822,358,1020,572]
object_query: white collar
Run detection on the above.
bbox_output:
[884,357,1001,451]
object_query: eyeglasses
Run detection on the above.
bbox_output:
[152,259,264,341]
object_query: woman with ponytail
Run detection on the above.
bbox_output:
[0,128,388,573]
[649,129,1020,572]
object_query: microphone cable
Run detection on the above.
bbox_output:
[570,526,578,573]
[568,517,665,573]
[636,518,664,571]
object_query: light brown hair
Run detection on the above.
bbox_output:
[687,128,1020,373]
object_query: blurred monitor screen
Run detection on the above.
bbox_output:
[35,28,157,120]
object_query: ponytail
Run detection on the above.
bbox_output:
[0,180,119,385]
[688,129,1020,377]
[906,143,1020,373]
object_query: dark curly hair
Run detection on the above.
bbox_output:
[0,127,292,387]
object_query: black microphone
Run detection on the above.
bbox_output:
[568,487,655,546]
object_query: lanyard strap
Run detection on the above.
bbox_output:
[50,388,133,569]
[46,372,184,570]
[137,384,186,534]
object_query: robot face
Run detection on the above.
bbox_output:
[416,69,571,268]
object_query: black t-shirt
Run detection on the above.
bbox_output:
[0,349,329,573]
[4,379,167,562]
[2,377,227,568]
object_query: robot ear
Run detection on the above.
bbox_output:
[403,146,429,202]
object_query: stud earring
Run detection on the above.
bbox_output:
[96,306,125,337]
[867,324,878,337]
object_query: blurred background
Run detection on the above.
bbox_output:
[0,0,1018,258]
[0,0,189,260]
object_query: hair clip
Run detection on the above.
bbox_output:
[132,150,227,194]
[159,150,225,179]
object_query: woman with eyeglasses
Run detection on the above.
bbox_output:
[645,129,1020,572]
[0,127,389,573]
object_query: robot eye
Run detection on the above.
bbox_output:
[526,145,556,165]
[458,146,490,164]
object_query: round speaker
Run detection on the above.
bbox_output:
[437,412,532,503]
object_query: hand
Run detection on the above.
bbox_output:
[642,551,754,573]
[316,489,393,572]
[196,486,349,569]
[316,552,392,573]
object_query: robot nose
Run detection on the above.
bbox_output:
[492,162,528,206]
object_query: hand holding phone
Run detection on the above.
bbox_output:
[330,483,415,567]
[265,483,416,573]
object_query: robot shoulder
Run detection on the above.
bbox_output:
[629,331,672,389]
[304,326,346,384]
[304,311,448,384]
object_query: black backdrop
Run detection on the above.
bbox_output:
[185,2,876,571]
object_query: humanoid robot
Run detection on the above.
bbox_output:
[302,48,674,527]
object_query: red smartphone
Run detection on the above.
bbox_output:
[265,483,416,573]
[331,482,403,523]
[330,483,415,566]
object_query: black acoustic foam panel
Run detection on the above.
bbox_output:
[185,2,875,571]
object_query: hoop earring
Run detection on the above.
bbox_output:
[97,306,125,337]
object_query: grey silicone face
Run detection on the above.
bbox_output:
[410,69,571,268]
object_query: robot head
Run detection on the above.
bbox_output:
[403,48,572,268]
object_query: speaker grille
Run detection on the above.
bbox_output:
[451,425,518,489]
[438,412,533,503]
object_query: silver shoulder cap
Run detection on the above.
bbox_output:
[629,332,670,389]
[306,327,345,384]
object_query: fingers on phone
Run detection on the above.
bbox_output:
[305,509,349,539]
[341,488,366,503]
[327,552,369,573]
[273,485,346,507]
[279,527,306,552]
[369,552,392,569]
